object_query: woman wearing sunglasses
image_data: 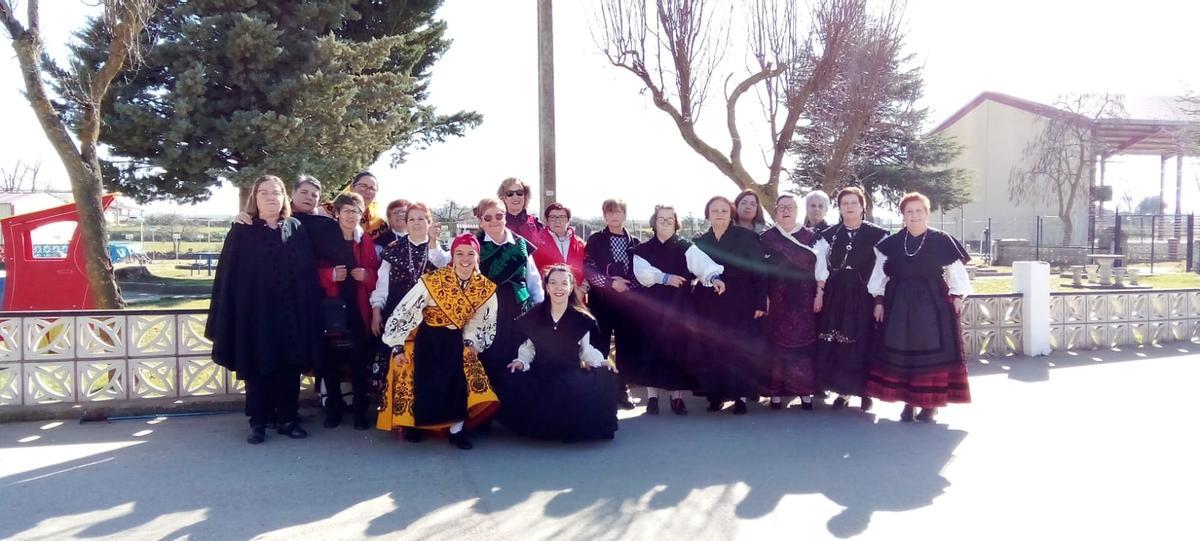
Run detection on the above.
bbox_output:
[473,198,545,420]
[497,177,545,242]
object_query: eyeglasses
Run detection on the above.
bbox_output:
[547,214,569,221]
[339,208,364,216]
[504,190,525,197]
[481,213,505,222]
[776,204,797,211]
[655,217,676,224]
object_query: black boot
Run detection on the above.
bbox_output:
[860,397,874,412]
[733,398,748,415]
[916,407,937,423]
[247,425,266,445]
[277,421,308,439]
[449,431,473,450]
[900,404,915,422]
[645,397,660,415]
[706,398,722,412]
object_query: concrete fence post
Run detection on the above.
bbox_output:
[1013,261,1052,357]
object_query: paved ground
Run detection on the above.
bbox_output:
[1,347,1198,540]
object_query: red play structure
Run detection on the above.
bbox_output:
[1,194,118,311]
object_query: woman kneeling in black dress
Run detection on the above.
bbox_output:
[501,264,620,442]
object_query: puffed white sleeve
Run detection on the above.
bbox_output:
[579,331,607,367]
[944,261,973,297]
[867,248,889,297]
[684,244,725,287]
[633,255,664,287]
[370,259,391,309]
[428,242,451,268]
[814,238,830,283]
[463,293,499,351]
[512,339,535,371]
[382,279,429,347]
[525,255,545,303]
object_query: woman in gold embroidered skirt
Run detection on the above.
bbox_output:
[377,234,500,449]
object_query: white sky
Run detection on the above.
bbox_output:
[1,0,1198,219]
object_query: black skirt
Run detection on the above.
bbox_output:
[411,324,469,427]
[815,269,876,395]
[497,364,619,441]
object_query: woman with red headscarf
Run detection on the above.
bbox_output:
[376,233,500,450]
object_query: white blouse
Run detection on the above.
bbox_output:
[866,248,973,298]
[510,331,608,372]
[381,279,499,352]
[633,244,726,287]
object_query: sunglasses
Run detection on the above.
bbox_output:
[504,190,525,197]
[481,212,506,222]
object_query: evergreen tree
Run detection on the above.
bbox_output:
[64,0,480,203]
[789,60,971,215]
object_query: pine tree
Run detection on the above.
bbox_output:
[64,0,480,203]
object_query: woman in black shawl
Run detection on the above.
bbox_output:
[206,175,322,444]
[689,196,768,415]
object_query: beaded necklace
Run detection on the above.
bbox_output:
[903,229,928,257]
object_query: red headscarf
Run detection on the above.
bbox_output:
[451,233,480,253]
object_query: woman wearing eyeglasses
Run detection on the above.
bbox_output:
[629,204,725,415]
[473,198,545,410]
[207,175,322,444]
[498,177,545,242]
[815,186,888,412]
[867,192,972,423]
[316,192,380,430]
[321,171,387,238]
[759,194,829,411]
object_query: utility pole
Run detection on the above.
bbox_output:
[537,0,557,209]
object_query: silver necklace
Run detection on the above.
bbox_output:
[903,229,927,257]
[830,224,860,270]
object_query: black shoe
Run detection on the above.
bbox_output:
[617,398,637,410]
[277,421,308,439]
[247,426,266,445]
[800,399,814,411]
[449,431,473,450]
[900,405,915,422]
[831,396,848,410]
[670,397,688,415]
[353,414,370,431]
[706,399,722,412]
[404,429,424,443]
[916,407,937,423]
[769,399,783,410]
[323,410,342,429]
[646,397,660,415]
[733,399,748,415]
[860,397,874,412]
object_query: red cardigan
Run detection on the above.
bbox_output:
[531,227,586,284]
[318,233,380,328]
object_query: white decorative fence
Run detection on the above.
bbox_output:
[2,290,1199,408]
[0,310,231,406]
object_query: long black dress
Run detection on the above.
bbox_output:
[816,222,889,396]
[628,235,723,391]
[759,225,827,397]
[689,226,768,401]
[206,218,322,426]
[497,307,620,441]
[866,228,972,408]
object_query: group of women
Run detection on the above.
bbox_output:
[205,173,973,449]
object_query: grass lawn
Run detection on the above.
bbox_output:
[971,262,1200,294]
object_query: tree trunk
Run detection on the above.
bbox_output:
[1061,215,1073,246]
[3,14,124,308]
